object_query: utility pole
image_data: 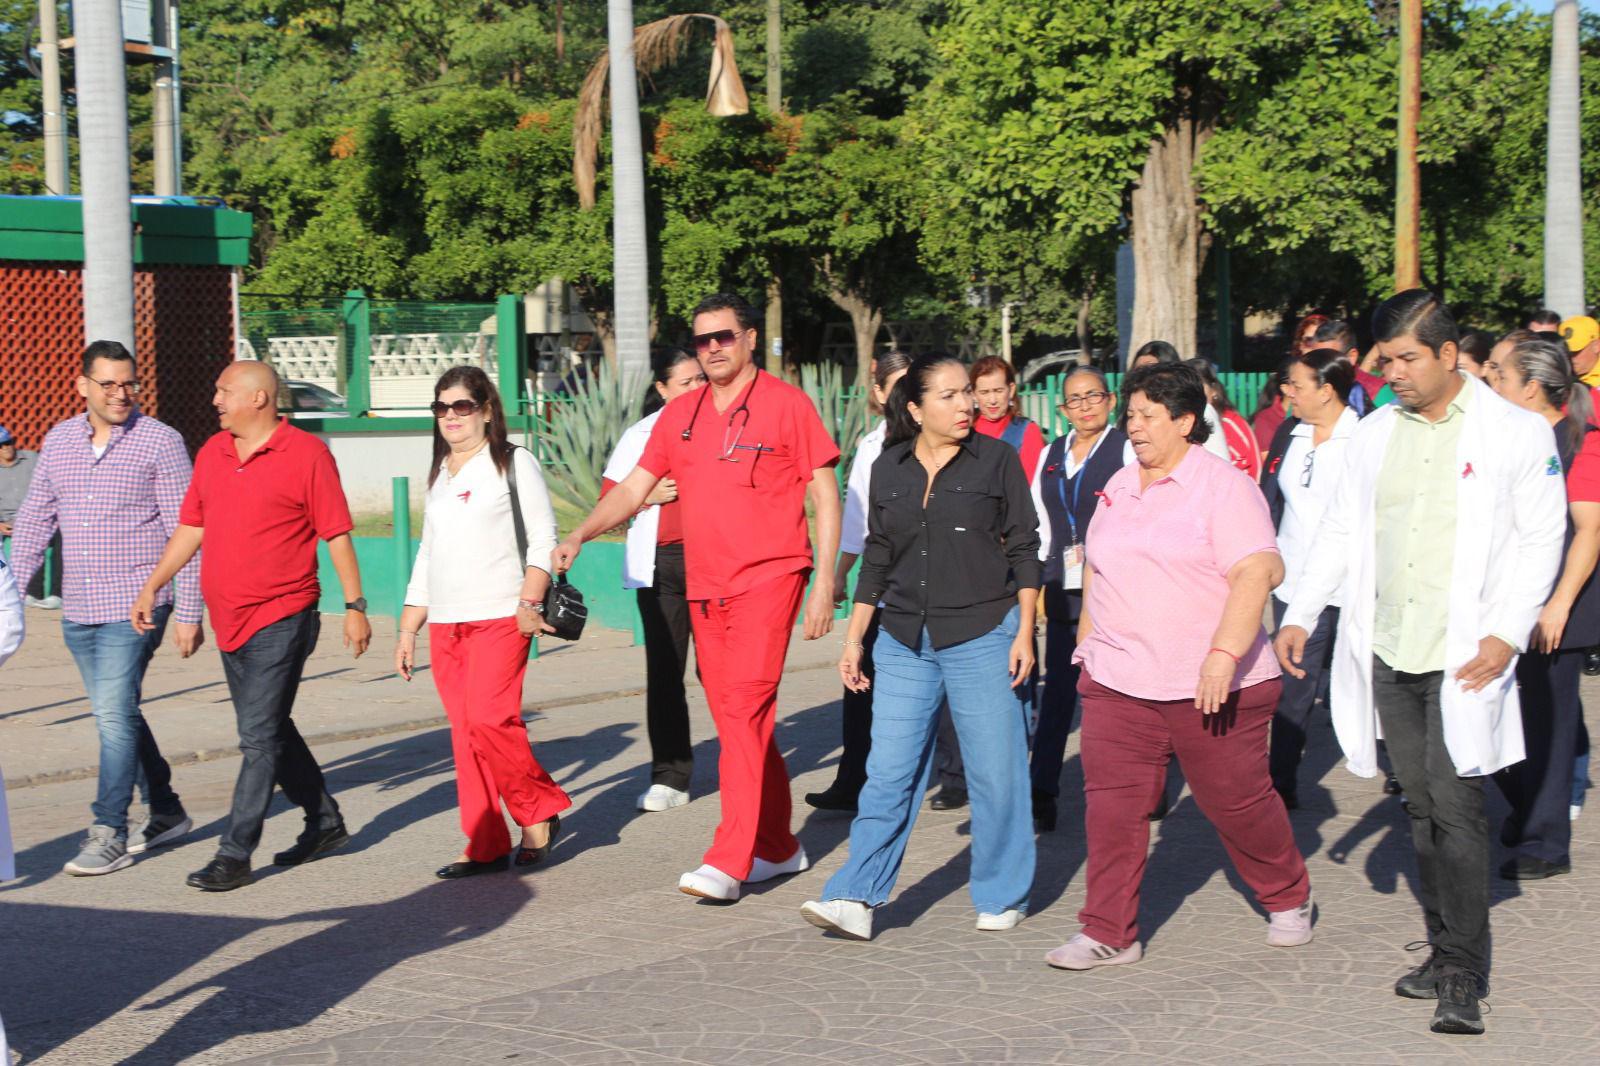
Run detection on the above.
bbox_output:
[1545,0,1585,319]
[764,0,784,373]
[1394,0,1422,292]
[151,0,182,196]
[39,0,68,194]
[76,0,136,349]
[1000,303,1015,365]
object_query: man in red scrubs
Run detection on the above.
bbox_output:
[553,292,841,901]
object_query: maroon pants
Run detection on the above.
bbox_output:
[431,618,571,862]
[1077,672,1309,949]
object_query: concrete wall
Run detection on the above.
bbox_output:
[319,428,434,515]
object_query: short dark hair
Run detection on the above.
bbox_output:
[1122,363,1212,445]
[1310,319,1359,356]
[1457,329,1496,368]
[1290,347,1356,402]
[1372,289,1459,356]
[1183,357,1233,414]
[1528,308,1563,330]
[691,292,761,332]
[82,339,135,376]
[652,346,702,385]
[1131,340,1182,366]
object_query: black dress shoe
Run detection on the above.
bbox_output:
[804,787,860,813]
[186,856,253,892]
[1499,855,1572,880]
[1431,970,1487,1035]
[1383,772,1404,795]
[1032,791,1058,833]
[514,815,562,868]
[274,823,351,867]
[929,785,968,811]
[1585,648,1600,677]
[1148,792,1169,821]
[435,856,509,879]
[1395,951,1440,1000]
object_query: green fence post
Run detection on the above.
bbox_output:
[391,476,410,631]
[495,293,526,419]
[342,288,372,417]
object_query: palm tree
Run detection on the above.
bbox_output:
[76,0,137,348]
[607,0,651,375]
[1545,0,1585,319]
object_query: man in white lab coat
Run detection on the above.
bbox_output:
[1276,290,1566,1037]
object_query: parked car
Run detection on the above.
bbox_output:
[281,380,347,418]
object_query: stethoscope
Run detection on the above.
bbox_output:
[681,369,760,443]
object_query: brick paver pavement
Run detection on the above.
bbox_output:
[2,609,1597,1063]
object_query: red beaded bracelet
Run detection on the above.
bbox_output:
[1209,646,1240,663]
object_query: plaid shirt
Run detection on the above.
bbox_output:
[11,411,202,625]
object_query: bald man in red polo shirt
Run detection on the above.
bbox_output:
[134,361,372,892]
[554,292,842,901]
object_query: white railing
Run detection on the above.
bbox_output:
[241,332,494,410]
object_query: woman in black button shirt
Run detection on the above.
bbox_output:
[800,353,1041,941]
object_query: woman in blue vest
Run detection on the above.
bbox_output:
[1027,366,1130,831]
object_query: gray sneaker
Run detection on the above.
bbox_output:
[63,825,134,876]
[127,809,193,855]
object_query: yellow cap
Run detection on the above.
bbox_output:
[1561,315,1600,353]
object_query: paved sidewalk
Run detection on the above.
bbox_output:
[2,606,1598,1063]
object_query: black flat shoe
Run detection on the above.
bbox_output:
[435,855,509,879]
[1383,772,1404,796]
[1499,855,1571,881]
[187,855,252,892]
[274,823,351,867]
[929,786,968,811]
[804,787,860,813]
[1032,790,1058,833]
[514,815,562,868]
[1585,648,1600,677]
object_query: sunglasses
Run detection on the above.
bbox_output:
[430,399,483,418]
[692,328,750,354]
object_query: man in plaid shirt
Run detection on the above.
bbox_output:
[11,340,205,877]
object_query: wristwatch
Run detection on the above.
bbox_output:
[345,597,368,613]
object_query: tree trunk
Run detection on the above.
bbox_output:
[77,0,136,350]
[1076,281,1094,364]
[765,274,784,371]
[572,280,618,369]
[1129,115,1213,359]
[608,0,651,375]
[1546,0,1585,318]
[829,292,882,386]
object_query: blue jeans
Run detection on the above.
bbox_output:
[62,604,182,835]
[822,608,1036,915]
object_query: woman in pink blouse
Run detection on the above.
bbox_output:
[1046,362,1312,970]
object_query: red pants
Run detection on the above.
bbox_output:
[1077,673,1309,949]
[691,572,807,879]
[431,618,571,862]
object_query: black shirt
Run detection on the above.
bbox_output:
[854,432,1042,650]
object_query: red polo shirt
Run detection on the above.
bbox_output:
[638,370,839,600]
[181,419,354,651]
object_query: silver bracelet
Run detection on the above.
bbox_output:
[841,638,863,647]
[399,629,419,637]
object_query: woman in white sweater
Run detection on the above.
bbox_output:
[395,366,569,879]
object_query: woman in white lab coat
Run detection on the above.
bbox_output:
[0,552,26,1064]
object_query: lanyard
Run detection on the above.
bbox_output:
[1055,436,1091,547]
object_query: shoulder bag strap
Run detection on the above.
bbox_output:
[505,444,530,570]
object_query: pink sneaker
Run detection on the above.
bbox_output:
[1045,932,1143,970]
[1266,896,1314,947]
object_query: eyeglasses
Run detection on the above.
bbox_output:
[1300,450,1316,488]
[1062,391,1110,410]
[92,379,141,396]
[692,328,751,354]
[430,399,483,418]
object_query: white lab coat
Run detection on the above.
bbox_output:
[603,411,664,590]
[1283,373,1566,778]
[0,553,24,887]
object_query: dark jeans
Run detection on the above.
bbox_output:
[637,543,693,791]
[217,609,341,861]
[1496,648,1582,865]
[1269,599,1338,796]
[61,603,182,834]
[1372,656,1489,976]
[825,609,880,797]
[1030,586,1083,798]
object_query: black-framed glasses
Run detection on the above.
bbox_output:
[1300,450,1316,488]
[1062,391,1110,410]
[430,399,482,418]
[92,379,141,396]
[692,328,751,354]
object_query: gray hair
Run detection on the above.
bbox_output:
[1060,364,1110,395]
[1503,335,1593,453]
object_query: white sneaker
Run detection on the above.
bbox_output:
[747,845,810,883]
[800,898,873,940]
[637,784,690,812]
[976,909,1024,931]
[25,595,62,610]
[678,864,740,901]
[1572,803,1583,822]
[1266,895,1315,947]
[1045,932,1143,970]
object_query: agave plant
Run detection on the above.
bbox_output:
[799,361,872,483]
[535,361,651,512]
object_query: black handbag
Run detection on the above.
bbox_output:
[507,447,588,641]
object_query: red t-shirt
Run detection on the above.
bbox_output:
[1568,426,1600,503]
[973,414,1045,484]
[637,370,839,600]
[181,419,354,651]
[600,477,683,545]
[1221,408,1262,480]
[1252,401,1287,452]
